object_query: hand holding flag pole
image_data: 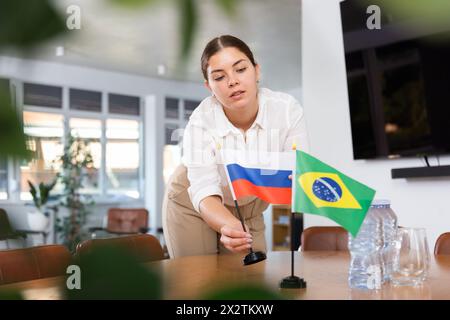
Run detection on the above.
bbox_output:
[233,200,267,265]
[221,145,266,265]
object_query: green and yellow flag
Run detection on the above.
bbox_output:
[293,150,376,237]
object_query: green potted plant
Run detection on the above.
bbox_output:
[27,180,57,231]
[56,134,95,252]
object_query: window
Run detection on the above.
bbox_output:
[106,119,140,198]
[163,123,181,185]
[21,111,64,200]
[70,88,102,112]
[69,118,102,194]
[163,144,182,185]
[23,83,62,108]
[0,157,7,200]
[163,98,201,184]
[165,123,179,146]
[165,97,179,119]
[184,100,198,121]
[109,93,140,116]
[1,79,10,200]
[7,82,144,202]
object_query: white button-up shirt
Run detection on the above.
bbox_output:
[182,88,310,212]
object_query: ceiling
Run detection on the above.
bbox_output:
[29,0,302,90]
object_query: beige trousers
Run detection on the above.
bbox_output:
[162,164,269,258]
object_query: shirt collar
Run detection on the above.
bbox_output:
[214,89,267,137]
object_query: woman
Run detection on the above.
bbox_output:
[162,35,309,258]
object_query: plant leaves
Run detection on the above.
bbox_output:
[360,0,450,29]
[65,245,162,299]
[214,0,237,16]
[108,0,238,65]
[28,180,39,208]
[55,134,95,252]
[202,283,283,300]
[0,290,24,300]
[0,0,66,50]
[110,0,159,8]
[0,84,29,159]
[178,0,198,61]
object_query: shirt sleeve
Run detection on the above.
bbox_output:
[283,98,310,152]
[182,122,224,213]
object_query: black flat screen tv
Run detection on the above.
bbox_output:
[340,0,450,160]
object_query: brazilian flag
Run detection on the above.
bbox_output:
[293,150,376,237]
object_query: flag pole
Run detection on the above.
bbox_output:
[279,142,307,289]
[221,147,266,266]
[290,210,295,277]
[233,200,266,264]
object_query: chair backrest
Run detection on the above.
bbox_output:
[434,232,450,255]
[0,245,72,285]
[0,208,15,237]
[106,208,149,233]
[75,234,164,263]
[301,226,349,251]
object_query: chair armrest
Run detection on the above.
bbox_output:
[137,227,163,234]
[139,227,150,234]
[88,226,106,233]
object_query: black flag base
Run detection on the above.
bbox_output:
[243,251,266,265]
[279,275,307,289]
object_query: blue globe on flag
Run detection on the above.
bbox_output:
[312,177,343,202]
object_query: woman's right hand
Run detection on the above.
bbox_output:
[219,223,253,253]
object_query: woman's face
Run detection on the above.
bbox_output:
[205,47,260,111]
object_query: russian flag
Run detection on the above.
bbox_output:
[221,150,295,205]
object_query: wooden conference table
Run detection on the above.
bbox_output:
[1,251,450,300]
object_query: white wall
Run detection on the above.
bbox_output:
[301,0,450,248]
[0,56,208,248]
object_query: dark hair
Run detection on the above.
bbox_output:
[200,35,257,80]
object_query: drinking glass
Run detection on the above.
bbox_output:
[391,228,430,286]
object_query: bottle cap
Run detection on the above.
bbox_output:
[370,199,391,208]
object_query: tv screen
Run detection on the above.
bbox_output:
[340,0,450,159]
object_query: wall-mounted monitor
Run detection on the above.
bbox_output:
[341,0,450,160]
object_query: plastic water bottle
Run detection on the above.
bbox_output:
[377,200,398,282]
[348,202,384,290]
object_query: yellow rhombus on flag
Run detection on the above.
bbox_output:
[293,150,376,237]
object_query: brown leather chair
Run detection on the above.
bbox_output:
[0,245,72,285]
[75,234,165,263]
[90,208,150,236]
[301,226,349,251]
[434,232,450,255]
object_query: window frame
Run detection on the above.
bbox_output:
[1,80,145,203]
[162,96,201,183]
[1,78,22,202]
[163,96,201,143]
[0,157,9,201]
